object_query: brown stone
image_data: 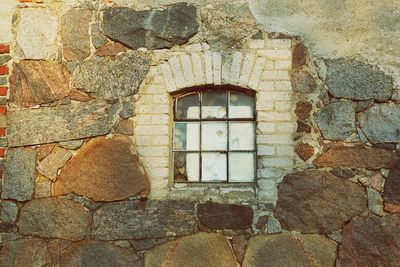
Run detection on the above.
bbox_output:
[54,136,149,201]
[358,172,385,192]
[36,144,55,161]
[294,101,312,120]
[96,42,128,57]
[339,214,400,266]
[37,147,72,180]
[69,89,93,102]
[10,61,71,107]
[34,174,52,198]
[275,170,367,233]
[232,235,247,264]
[295,142,314,161]
[59,240,142,267]
[19,198,91,240]
[383,161,400,205]
[145,233,237,267]
[197,202,254,230]
[314,143,400,169]
[290,68,317,93]
[243,233,337,267]
[292,42,307,69]
[296,120,311,133]
[113,119,134,135]
[384,203,400,213]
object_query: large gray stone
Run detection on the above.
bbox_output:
[92,200,197,240]
[7,99,118,147]
[72,51,150,100]
[102,4,198,49]
[315,100,356,140]
[358,103,400,144]
[19,198,91,240]
[275,170,367,233]
[2,148,36,201]
[243,233,337,267]
[325,59,393,101]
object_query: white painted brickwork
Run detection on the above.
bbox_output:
[135,38,295,203]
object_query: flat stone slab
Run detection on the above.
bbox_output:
[339,214,400,266]
[102,4,198,49]
[383,161,400,205]
[92,200,197,240]
[197,202,254,230]
[275,170,367,233]
[325,58,393,101]
[358,103,400,144]
[19,198,91,240]
[54,136,149,202]
[314,143,400,169]
[243,233,337,267]
[37,147,72,180]
[10,61,71,107]
[7,99,118,147]
[145,233,237,267]
[72,51,150,100]
[2,148,36,201]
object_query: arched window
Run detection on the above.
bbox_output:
[173,85,256,183]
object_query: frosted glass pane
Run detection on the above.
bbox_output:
[174,152,200,182]
[202,153,227,181]
[229,152,255,182]
[174,122,200,151]
[229,91,254,118]
[201,122,227,151]
[175,93,200,119]
[229,122,255,150]
[202,91,227,118]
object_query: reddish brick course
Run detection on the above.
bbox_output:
[0,87,8,96]
[0,45,10,54]
[0,106,6,115]
[0,128,6,137]
[0,148,5,157]
[0,66,9,75]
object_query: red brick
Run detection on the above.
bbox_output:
[0,148,5,157]
[0,45,10,54]
[0,66,9,75]
[0,128,5,136]
[0,87,7,96]
[0,106,6,115]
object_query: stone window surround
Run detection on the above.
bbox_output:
[134,39,296,204]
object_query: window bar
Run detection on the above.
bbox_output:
[199,91,202,182]
[226,90,230,183]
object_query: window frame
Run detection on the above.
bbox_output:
[172,85,257,184]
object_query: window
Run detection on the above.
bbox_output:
[173,86,256,183]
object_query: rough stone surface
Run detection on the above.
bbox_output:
[290,69,317,93]
[2,148,36,201]
[92,200,197,240]
[296,120,311,133]
[54,136,149,201]
[96,42,128,57]
[38,147,72,180]
[355,99,374,113]
[59,240,142,267]
[314,143,400,169]
[113,119,134,135]
[34,175,52,199]
[61,9,92,61]
[36,144,55,161]
[243,233,337,267]
[1,201,18,223]
[10,61,71,107]
[339,214,400,266]
[69,89,93,102]
[103,4,198,49]
[367,187,384,216]
[315,100,356,141]
[275,170,367,233]
[292,43,307,68]
[0,55,11,65]
[384,203,400,213]
[58,140,84,150]
[231,235,247,264]
[358,103,400,144]
[294,101,312,120]
[72,51,150,100]
[197,202,253,230]
[19,198,91,240]
[383,161,400,205]
[7,99,118,147]
[267,215,282,234]
[145,233,237,267]
[325,59,393,101]
[294,142,314,161]
[15,8,58,59]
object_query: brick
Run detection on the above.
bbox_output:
[135,125,169,135]
[212,52,222,85]
[257,122,276,133]
[151,114,169,125]
[247,39,265,49]
[0,66,9,75]
[230,51,243,84]
[258,49,291,59]
[274,60,292,70]
[274,81,292,91]
[204,51,213,84]
[160,63,177,92]
[260,157,293,167]
[0,148,5,157]
[0,128,5,137]
[258,145,275,155]
[180,54,195,87]
[136,104,169,114]
[256,100,274,111]
[258,91,291,101]
[0,87,7,96]
[184,43,202,53]
[147,167,169,178]
[0,115,6,128]
[152,94,169,104]
[258,111,292,122]
[257,134,293,145]
[0,106,6,115]
[137,146,169,157]
[0,45,10,54]
[257,81,275,91]
[266,39,292,49]
[141,156,169,168]
[276,123,297,132]
[191,53,205,85]
[262,70,290,81]
[275,101,292,111]
[239,53,256,86]
[276,145,294,156]
[168,56,186,89]
[248,57,266,89]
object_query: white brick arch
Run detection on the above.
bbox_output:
[134,40,297,202]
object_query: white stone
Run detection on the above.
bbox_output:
[0,0,16,43]
[247,39,265,49]
[204,51,213,84]
[184,43,202,53]
[168,56,186,89]
[239,53,256,86]
[258,145,275,156]
[160,63,177,92]
[212,52,222,85]
[248,57,266,89]
[191,53,205,85]
[274,60,292,70]
[180,54,195,87]
[262,70,291,81]
[15,8,59,60]
[257,134,293,144]
[260,157,293,167]
[258,111,292,121]
[257,49,292,60]
[230,51,243,85]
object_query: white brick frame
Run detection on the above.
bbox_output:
[135,39,296,203]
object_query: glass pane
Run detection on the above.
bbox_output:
[175,93,200,119]
[202,153,227,182]
[201,90,227,119]
[201,122,227,151]
[173,122,200,151]
[229,91,254,118]
[174,152,200,182]
[229,122,255,150]
[229,152,255,182]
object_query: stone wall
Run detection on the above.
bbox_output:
[0,0,399,266]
